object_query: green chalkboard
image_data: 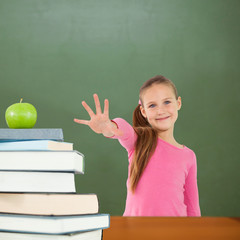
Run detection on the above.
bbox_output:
[0,0,239,216]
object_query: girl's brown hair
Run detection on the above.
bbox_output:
[130,75,178,193]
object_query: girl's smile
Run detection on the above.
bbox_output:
[156,116,170,121]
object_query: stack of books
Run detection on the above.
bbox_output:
[0,128,110,240]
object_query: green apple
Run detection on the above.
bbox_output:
[5,98,37,128]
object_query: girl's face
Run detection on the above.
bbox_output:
[140,83,181,134]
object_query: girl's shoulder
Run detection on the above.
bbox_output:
[181,146,198,169]
[181,145,197,158]
[184,145,196,156]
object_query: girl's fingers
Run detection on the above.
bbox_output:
[93,94,102,115]
[74,118,90,126]
[82,101,95,117]
[103,99,109,118]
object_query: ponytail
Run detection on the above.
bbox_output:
[130,104,158,193]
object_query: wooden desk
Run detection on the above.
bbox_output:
[103,217,240,240]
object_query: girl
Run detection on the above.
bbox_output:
[74,75,201,217]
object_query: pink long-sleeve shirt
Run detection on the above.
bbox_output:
[110,118,201,217]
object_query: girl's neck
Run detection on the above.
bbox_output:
[158,135,184,149]
[157,130,179,147]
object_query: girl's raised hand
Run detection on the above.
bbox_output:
[74,94,123,137]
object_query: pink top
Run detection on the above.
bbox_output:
[110,118,201,217]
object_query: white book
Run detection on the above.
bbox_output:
[0,229,102,240]
[0,213,110,235]
[0,151,84,173]
[0,172,75,193]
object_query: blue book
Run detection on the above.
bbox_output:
[0,213,110,235]
[0,140,73,151]
[0,129,64,142]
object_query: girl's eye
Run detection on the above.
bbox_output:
[149,104,156,108]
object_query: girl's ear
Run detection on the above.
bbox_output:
[177,96,182,110]
[140,105,147,118]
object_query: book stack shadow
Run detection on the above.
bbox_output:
[0,128,110,240]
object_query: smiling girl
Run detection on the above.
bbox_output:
[74,75,201,216]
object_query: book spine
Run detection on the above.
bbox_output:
[0,129,64,141]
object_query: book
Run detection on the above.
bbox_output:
[0,129,64,142]
[0,140,73,151]
[0,172,75,193]
[0,213,110,235]
[0,193,99,215]
[0,150,84,173]
[0,229,102,240]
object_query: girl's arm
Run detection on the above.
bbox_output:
[108,118,137,153]
[184,152,201,216]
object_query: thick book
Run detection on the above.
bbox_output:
[0,140,73,151]
[0,213,110,235]
[0,150,84,173]
[0,129,64,142]
[0,229,102,240]
[0,193,99,215]
[0,172,75,193]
